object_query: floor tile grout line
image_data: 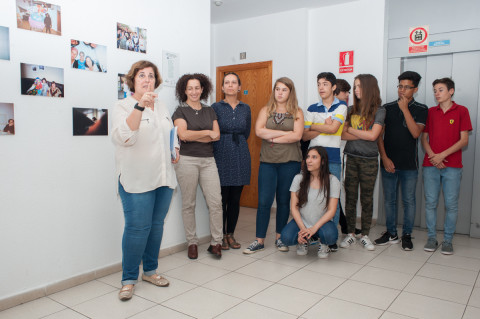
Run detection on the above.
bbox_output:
[414,273,478,288]
[464,271,480,315]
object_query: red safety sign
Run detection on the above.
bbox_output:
[339,50,354,73]
[409,26,429,54]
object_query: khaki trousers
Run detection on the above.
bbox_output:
[175,155,223,246]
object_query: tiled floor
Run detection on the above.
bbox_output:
[2,207,480,319]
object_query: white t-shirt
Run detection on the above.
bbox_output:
[112,96,178,193]
[289,173,340,228]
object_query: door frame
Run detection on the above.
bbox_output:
[216,61,272,101]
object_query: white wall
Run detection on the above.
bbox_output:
[212,8,309,106]
[307,0,386,219]
[0,0,211,301]
[212,0,386,218]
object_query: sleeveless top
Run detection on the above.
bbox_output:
[260,112,302,163]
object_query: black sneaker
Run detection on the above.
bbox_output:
[374,231,399,245]
[328,243,338,252]
[401,234,413,251]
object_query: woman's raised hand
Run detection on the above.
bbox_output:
[139,92,158,110]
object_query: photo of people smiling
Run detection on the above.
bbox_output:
[71,39,107,73]
[20,63,64,97]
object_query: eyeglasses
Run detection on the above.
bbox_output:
[397,85,415,90]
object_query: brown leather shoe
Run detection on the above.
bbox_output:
[188,244,198,259]
[207,244,222,258]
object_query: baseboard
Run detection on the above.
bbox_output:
[0,235,211,312]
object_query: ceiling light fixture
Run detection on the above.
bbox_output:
[214,1,223,6]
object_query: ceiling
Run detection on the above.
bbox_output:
[211,0,359,24]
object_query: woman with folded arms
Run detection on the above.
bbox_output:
[244,77,304,254]
[173,73,224,260]
[212,72,251,250]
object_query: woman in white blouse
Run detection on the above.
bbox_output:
[112,60,179,301]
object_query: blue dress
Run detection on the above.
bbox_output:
[212,100,251,186]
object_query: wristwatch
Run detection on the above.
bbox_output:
[134,103,145,111]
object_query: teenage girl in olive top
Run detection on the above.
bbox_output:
[340,74,385,251]
[243,77,304,254]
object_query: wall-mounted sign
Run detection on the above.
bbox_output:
[409,25,429,53]
[429,40,450,47]
[339,50,354,73]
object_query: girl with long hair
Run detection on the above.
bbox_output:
[340,74,385,251]
[243,77,304,254]
[280,146,340,258]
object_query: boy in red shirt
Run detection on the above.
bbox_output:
[421,78,472,255]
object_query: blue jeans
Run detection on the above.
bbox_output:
[381,168,418,236]
[423,166,462,243]
[118,182,174,285]
[256,161,301,238]
[280,219,338,246]
[329,162,341,226]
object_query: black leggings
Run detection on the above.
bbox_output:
[221,186,244,234]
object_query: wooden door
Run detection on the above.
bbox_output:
[216,61,272,208]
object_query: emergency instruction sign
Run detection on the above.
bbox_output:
[409,26,429,53]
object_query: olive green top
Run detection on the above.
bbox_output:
[260,112,302,163]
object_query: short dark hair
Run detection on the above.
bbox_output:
[175,73,213,102]
[335,79,351,95]
[398,71,421,88]
[317,72,336,87]
[125,60,162,93]
[222,72,241,86]
[433,77,455,96]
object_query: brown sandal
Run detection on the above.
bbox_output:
[221,235,230,250]
[226,233,241,249]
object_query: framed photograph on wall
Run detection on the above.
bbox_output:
[0,103,14,135]
[0,26,10,61]
[20,63,64,97]
[15,1,61,36]
[117,22,147,53]
[71,40,107,72]
[73,107,108,136]
[117,73,131,99]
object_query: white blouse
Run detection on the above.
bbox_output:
[111,96,178,193]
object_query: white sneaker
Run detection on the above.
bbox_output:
[340,234,356,248]
[296,242,308,256]
[317,244,330,258]
[359,235,375,251]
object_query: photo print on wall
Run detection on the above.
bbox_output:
[20,63,64,97]
[73,107,108,136]
[71,40,107,72]
[117,73,132,100]
[0,26,10,60]
[16,0,61,36]
[0,103,15,135]
[117,22,147,53]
